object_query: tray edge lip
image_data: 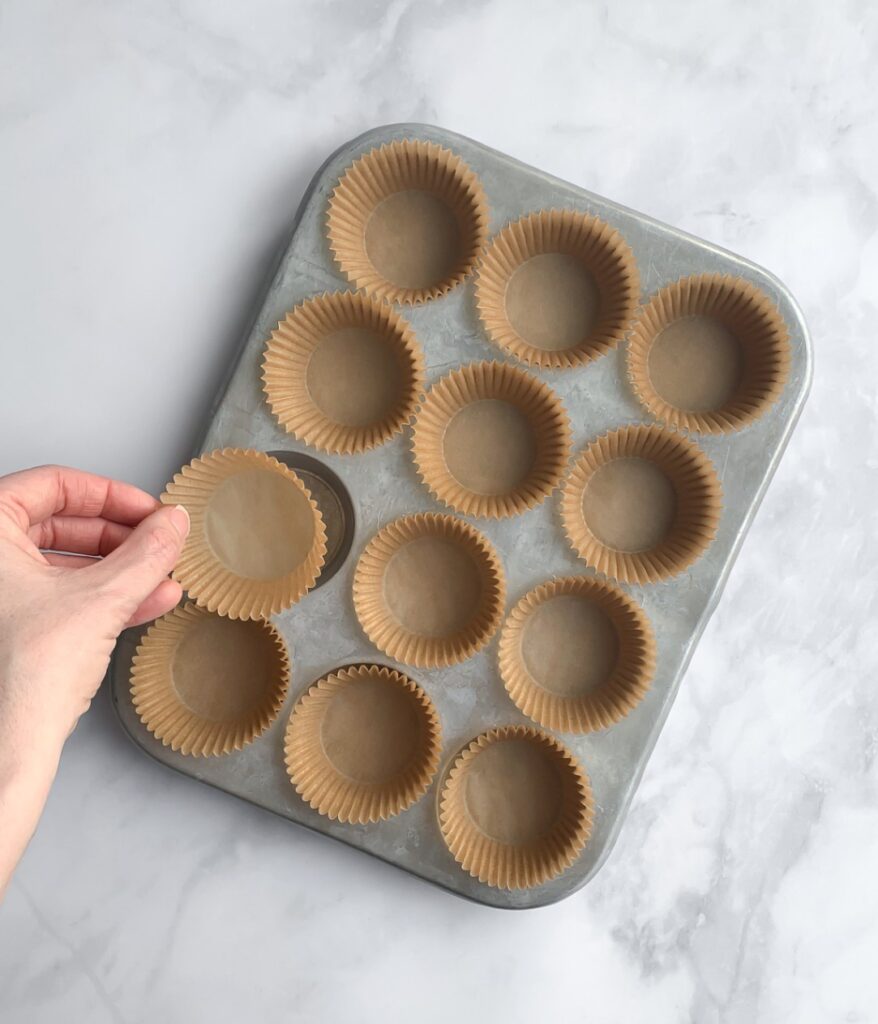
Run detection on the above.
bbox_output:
[109,120,814,911]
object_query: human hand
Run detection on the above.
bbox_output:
[0,465,190,897]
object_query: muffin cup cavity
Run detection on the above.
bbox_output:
[262,290,426,455]
[498,576,656,733]
[284,664,442,824]
[438,725,593,889]
[475,209,639,368]
[560,425,722,584]
[626,273,791,433]
[130,602,290,757]
[411,361,572,519]
[326,139,489,305]
[352,512,506,668]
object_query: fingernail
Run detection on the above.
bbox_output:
[167,504,190,538]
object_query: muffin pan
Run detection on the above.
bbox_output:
[109,123,812,909]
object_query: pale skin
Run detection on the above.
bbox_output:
[0,465,190,899]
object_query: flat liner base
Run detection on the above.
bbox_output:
[561,425,723,584]
[475,209,639,368]
[626,273,791,433]
[439,726,594,890]
[499,576,656,734]
[326,138,489,305]
[352,512,506,668]
[411,360,572,519]
[130,603,290,757]
[285,665,441,824]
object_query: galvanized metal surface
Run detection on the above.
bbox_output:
[109,123,812,909]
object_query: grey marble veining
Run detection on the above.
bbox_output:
[1,1,876,1021]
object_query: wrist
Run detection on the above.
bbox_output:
[0,707,62,803]
[0,747,57,826]
[0,720,60,897]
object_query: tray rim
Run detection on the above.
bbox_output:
[108,121,813,910]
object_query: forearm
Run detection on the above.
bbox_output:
[0,468,189,896]
[0,726,60,900]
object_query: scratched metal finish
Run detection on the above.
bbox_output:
[109,124,812,909]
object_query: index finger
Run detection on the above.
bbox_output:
[0,465,160,529]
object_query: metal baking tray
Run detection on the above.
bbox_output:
[109,123,812,909]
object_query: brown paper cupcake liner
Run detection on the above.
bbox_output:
[475,209,640,369]
[326,139,489,305]
[438,725,593,889]
[161,448,327,620]
[498,576,656,733]
[352,512,506,668]
[560,425,722,584]
[262,290,426,455]
[411,361,572,519]
[284,664,442,824]
[130,602,290,757]
[626,273,791,433]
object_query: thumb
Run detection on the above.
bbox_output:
[89,504,190,624]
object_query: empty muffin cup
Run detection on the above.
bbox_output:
[498,576,656,733]
[352,512,506,668]
[439,725,593,889]
[411,361,572,519]
[284,664,442,824]
[161,448,327,620]
[326,139,489,305]
[560,425,722,584]
[267,451,356,587]
[475,209,640,369]
[262,290,426,454]
[130,602,290,757]
[626,273,791,433]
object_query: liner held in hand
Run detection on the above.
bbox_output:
[161,448,327,619]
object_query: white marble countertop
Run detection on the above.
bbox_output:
[1,2,876,1021]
